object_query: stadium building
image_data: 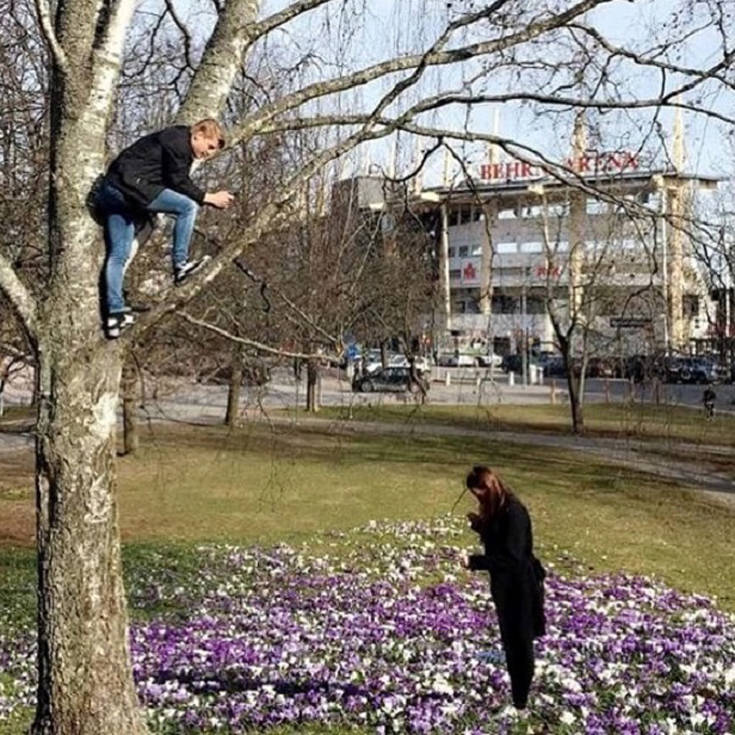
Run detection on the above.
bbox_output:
[338,136,726,359]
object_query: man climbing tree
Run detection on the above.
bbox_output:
[97,118,234,338]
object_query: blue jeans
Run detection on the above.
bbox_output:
[146,187,200,267]
[98,182,199,314]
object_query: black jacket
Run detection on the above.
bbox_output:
[468,495,546,639]
[468,495,545,708]
[105,126,206,209]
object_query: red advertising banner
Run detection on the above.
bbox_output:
[460,258,481,285]
[479,152,641,181]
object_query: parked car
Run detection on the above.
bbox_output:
[666,356,727,384]
[437,352,475,367]
[362,349,385,374]
[474,351,503,368]
[501,353,541,374]
[542,356,568,378]
[352,366,429,393]
[387,354,433,372]
[624,354,666,382]
[586,357,616,378]
[452,353,476,367]
[387,354,409,368]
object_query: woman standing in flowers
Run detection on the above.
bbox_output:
[465,466,546,710]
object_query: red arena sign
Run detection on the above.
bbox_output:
[479,152,640,181]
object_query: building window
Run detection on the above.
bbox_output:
[458,245,469,257]
[471,243,483,256]
[492,295,518,313]
[462,298,480,314]
[496,241,517,254]
[449,269,461,280]
[526,297,546,314]
[683,295,699,319]
[460,206,472,225]
[496,266,524,279]
[586,198,607,215]
[448,247,456,258]
[520,241,543,253]
[448,210,459,226]
[498,208,516,219]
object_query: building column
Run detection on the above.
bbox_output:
[667,184,685,350]
[439,203,452,331]
[568,112,586,339]
[479,202,495,317]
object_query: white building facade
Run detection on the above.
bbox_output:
[427,160,719,357]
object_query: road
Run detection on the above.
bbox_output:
[2,368,734,508]
[3,368,735,428]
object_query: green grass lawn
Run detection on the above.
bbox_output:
[1,420,733,610]
[303,400,735,447]
[1,419,734,734]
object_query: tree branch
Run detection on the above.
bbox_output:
[90,0,138,100]
[245,0,334,45]
[177,311,340,360]
[177,0,261,122]
[231,257,338,345]
[33,0,69,73]
[230,0,611,146]
[0,253,37,337]
[571,22,735,93]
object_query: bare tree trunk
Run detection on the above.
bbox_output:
[558,336,584,435]
[306,359,319,413]
[33,345,146,734]
[30,35,148,723]
[122,358,139,455]
[225,349,243,426]
[566,370,584,435]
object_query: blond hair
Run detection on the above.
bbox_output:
[191,118,225,149]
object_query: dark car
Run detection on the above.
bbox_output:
[587,357,615,378]
[667,356,726,384]
[500,353,542,374]
[352,367,429,393]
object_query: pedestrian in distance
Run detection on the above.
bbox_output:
[464,465,546,711]
[94,118,234,338]
[703,385,716,421]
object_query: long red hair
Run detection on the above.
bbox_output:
[466,465,512,521]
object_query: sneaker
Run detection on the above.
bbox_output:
[174,255,211,286]
[105,311,135,339]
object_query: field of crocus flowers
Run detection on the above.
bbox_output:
[1,516,733,734]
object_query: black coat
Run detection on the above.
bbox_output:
[105,126,205,209]
[468,495,545,708]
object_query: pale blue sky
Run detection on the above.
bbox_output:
[143,0,733,182]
